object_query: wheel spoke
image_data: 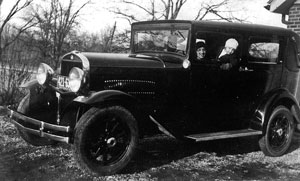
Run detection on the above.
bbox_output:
[105,120,109,133]
[110,143,126,157]
[103,152,108,163]
[89,139,106,157]
[110,121,120,135]
[115,130,127,139]
[104,116,118,135]
[93,146,105,158]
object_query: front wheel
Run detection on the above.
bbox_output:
[259,106,294,157]
[73,106,139,176]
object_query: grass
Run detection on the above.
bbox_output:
[1,116,300,180]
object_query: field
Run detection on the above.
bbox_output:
[1,117,300,181]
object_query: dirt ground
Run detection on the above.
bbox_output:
[1,120,300,181]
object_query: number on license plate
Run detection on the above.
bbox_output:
[58,76,70,90]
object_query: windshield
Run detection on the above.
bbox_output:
[133,29,189,56]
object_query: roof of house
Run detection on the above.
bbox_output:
[268,0,296,14]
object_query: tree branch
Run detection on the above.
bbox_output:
[0,0,33,36]
[3,18,36,49]
[109,8,139,22]
[122,0,154,17]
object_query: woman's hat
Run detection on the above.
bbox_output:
[196,41,206,49]
[225,38,238,49]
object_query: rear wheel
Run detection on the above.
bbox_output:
[17,94,56,146]
[259,106,294,156]
[73,106,139,176]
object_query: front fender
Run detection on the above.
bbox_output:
[252,88,300,133]
[19,79,57,112]
[74,90,138,106]
[20,79,39,89]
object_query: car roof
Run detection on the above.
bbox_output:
[133,20,300,52]
[133,20,289,34]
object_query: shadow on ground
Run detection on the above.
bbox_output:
[1,132,300,180]
[123,134,261,174]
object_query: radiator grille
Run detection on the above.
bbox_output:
[61,59,82,76]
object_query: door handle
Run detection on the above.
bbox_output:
[239,67,253,72]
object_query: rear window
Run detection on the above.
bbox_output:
[248,37,282,64]
[249,42,279,62]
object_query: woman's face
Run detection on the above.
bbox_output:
[224,47,235,55]
[196,47,206,60]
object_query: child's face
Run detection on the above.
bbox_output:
[196,47,206,59]
[224,47,235,55]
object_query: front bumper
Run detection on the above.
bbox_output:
[0,106,71,143]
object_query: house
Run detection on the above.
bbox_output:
[266,0,300,35]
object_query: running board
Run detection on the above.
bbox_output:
[149,115,175,138]
[184,129,262,142]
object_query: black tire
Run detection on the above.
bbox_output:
[17,94,56,146]
[73,106,139,176]
[259,106,294,157]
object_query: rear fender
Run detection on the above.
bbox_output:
[252,88,300,134]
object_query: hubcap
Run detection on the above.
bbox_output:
[106,137,117,148]
[276,128,283,137]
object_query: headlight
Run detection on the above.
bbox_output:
[69,67,84,93]
[36,63,54,85]
[182,59,191,69]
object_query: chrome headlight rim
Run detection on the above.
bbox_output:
[36,63,54,85]
[68,67,84,93]
[59,51,90,93]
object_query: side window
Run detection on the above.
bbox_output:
[248,37,282,64]
[194,31,241,62]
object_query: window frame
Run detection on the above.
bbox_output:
[193,30,242,64]
[247,36,284,65]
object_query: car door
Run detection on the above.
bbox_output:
[234,35,284,123]
[190,31,243,133]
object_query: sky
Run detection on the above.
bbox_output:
[79,0,286,32]
[1,0,286,33]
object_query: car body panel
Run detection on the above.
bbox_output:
[8,20,300,142]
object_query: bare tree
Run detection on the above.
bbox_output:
[109,0,247,24]
[160,0,188,20]
[0,33,37,106]
[0,0,34,59]
[0,0,36,106]
[101,22,117,52]
[109,0,187,23]
[68,22,123,53]
[194,0,247,22]
[28,0,90,68]
[112,29,131,53]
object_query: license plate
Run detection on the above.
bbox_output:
[57,76,70,90]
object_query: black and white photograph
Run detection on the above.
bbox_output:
[1,0,300,180]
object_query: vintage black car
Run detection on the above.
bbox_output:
[1,20,300,176]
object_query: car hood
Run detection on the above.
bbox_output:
[81,52,185,69]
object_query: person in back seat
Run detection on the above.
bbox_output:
[217,38,239,70]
